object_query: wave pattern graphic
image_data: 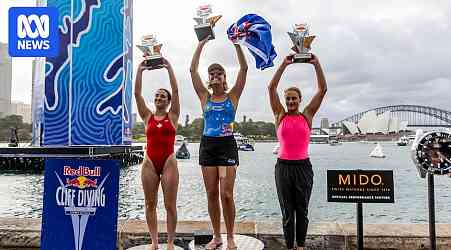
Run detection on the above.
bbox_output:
[43,0,72,145]
[44,0,130,145]
[71,0,124,145]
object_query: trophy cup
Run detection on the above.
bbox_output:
[136,35,164,68]
[193,4,222,41]
[287,23,316,63]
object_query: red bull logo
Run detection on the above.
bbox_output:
[66,176,97,189]
[64,166,101,177]
[295,23,307,32]
[199,5,210,11]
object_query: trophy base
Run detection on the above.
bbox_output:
[195,24,215,41]
[145,56,164,68]
[293,53,312,63]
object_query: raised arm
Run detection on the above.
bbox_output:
[229,44,248,104]
[268,56,292,120]
[189,37,210,105]
[134,62,152,124]
[303,54,327,123]
[163,58,180,126]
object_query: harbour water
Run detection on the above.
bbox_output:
[1,142,450,223]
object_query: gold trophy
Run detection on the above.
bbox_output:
[136,35,163,68]
[193,4,222,41]
[287,23,316,63]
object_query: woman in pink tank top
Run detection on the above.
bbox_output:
[268,53,327,250]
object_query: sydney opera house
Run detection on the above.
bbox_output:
[342,111,408,134]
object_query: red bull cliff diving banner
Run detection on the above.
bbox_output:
[32,0,133,146]
[41,159,120,250]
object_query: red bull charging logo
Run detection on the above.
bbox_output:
[66,176,98,189]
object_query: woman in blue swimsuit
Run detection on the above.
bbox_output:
[190,35,248,250]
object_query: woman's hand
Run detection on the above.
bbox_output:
[162,57,172,70]
[307,53,320,66]
[198,35,211,48]
[137,60,150,73]
[282,54,294,67]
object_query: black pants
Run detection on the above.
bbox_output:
[275,158,314,249]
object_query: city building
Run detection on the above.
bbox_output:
[10,101,32,123]
[0,43,32,124]
[0,43,12,116]
[320,118,329,129]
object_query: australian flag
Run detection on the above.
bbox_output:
[227,14,277,70]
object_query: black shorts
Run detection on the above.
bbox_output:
[199,135,239,166]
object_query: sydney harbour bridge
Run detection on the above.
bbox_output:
[331,105,451,128]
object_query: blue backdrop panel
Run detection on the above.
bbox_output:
[41,159,120,250]
[43,0,71,145]
[123,0,133,145]
[43,0,133,146]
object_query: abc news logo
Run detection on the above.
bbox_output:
[8,7,59,57]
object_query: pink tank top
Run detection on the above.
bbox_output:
[277,114,311,160]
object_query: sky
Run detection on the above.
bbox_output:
[1,0,450,125]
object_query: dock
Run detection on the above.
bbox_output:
[0,145,144,171]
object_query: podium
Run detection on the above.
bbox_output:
[189,234,264,250]
[127,244,184,250]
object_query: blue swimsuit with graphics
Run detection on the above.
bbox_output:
[199,95,238,166]
[203,96,235,137]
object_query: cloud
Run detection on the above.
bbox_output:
[2,0,451,125]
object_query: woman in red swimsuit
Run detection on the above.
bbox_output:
[135,57,180,250]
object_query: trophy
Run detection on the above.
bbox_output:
[193,4,222,41]
[287,23,316,63]
[136,35,164,68]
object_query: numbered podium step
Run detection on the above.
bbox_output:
[127,244,184,250]
[189,234,264,250]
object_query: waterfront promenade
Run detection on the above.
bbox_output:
[1,143,450,249]
[0,218,451,249]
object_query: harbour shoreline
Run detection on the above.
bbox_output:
[0,217,450,249]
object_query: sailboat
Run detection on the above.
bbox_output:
[370,143,386,158]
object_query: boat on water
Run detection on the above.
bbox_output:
[396,136,409,146]
[175,142,190,159]
[234,133,255,151]
[329,139,342,146]
[175,135,188,146]
[370,143,386,158]
[272,143,280,154]
[8,128,19,147]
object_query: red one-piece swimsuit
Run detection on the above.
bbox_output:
[146,114,176,175]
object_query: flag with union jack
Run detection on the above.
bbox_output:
[227,14,277,70]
